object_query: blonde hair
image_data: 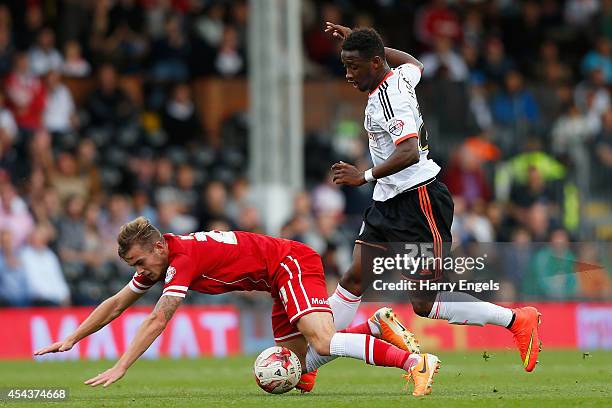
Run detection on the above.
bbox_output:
[117,216,163,259]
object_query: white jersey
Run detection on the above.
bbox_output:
[364,63,440,201]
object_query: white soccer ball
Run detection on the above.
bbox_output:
[253,346,302,394]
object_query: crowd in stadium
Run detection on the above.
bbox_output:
[0,0,610,308]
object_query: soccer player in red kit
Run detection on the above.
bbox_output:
[34,217,440,396]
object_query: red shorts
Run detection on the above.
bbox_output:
[270,242,332,342]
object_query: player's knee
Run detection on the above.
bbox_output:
[310,336,332,356]
[306,329,334,356]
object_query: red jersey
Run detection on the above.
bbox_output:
[128,231,293,299]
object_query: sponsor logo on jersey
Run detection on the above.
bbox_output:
[165,266,176,283]
[366,114,372,129]
[311,298,329,305]
[388,118,404,136]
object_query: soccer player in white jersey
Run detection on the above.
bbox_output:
[322,22,542,377]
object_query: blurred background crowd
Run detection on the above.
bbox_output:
[0,0,610,308]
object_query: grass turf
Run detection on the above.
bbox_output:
[0,350,610,407]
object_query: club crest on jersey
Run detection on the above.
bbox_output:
[388,119,404,136]
[165,266,176,283]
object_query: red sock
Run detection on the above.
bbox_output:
[340,321,373,335]
[364,335,417,370]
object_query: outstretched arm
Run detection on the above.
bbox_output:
[84,295,183,387]
[34,285,143,356]
[324,22,423,70]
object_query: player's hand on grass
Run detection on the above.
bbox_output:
[85,365,126,388]
[34,339,75,355]
[324,21,351,40]
[332,161,366,186]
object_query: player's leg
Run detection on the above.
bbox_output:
[270,297,320,392]
[274,334,320,392]
[275,336,308,371]
[328,209,421,351]
[410,181,541,371]
[327,243,363,330]
[296,312,440,396]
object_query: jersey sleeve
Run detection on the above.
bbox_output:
[160,254,199,299]
[128,273,156,294]
[398,63,422,88]
[381,93,419,146]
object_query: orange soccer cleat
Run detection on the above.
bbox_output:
[403,353,441,396]
[509,306,542,372]
[295,369,318,393]
[369,307,420,353]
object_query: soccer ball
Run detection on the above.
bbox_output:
[253,346,302,394]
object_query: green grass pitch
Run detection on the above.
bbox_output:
[1,350,610,407]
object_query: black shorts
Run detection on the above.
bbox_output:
[358,178,454,282]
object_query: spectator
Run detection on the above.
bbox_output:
[551,102,596,188]
[226,177,253,223]
[420,34,469,81]
[503,0,545,74]
[237,205,263,233]
[0,180,35,249]
[415,0,462,47]
[156,200,196,234]
[28,129,54,173]
[482,37,515,86]
[43,70,77,137]
[574,67,610,133]
[593,108,612,192]
[451,197,495,243]
[565,0,600,29]
[132,189,157,224]
[490,70,539,150]
[98,193,132,265]
[20,225,70,306]
[0,23,15,77]
[311,171,345,217]
[576,242,611,299]
[0,229,28,306]
[533,40,572,85]
[153,156,175,204]
[443,142,493,206]
[50,152,90,204]
[196,181,232,231]
[150,14,190,81]
[18,4,44,50]
[4,52,46,132]
[215,25,245,77]
[161,83,201,147]
[527,228,577,299]
[76,139,102,199]
[61,40,91,78]
[194,2,225,48]
[56,194,87,276]
[502,227,533,295]
[462,8,486,48]
[510,165,560,212]
[28,27,63,76]
[173,163,198,212]
[85,64,136,132]
[0,89,17,153]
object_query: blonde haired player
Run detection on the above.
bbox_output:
[35,217,439,396]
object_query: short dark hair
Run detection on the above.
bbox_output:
[342,28,385,59]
